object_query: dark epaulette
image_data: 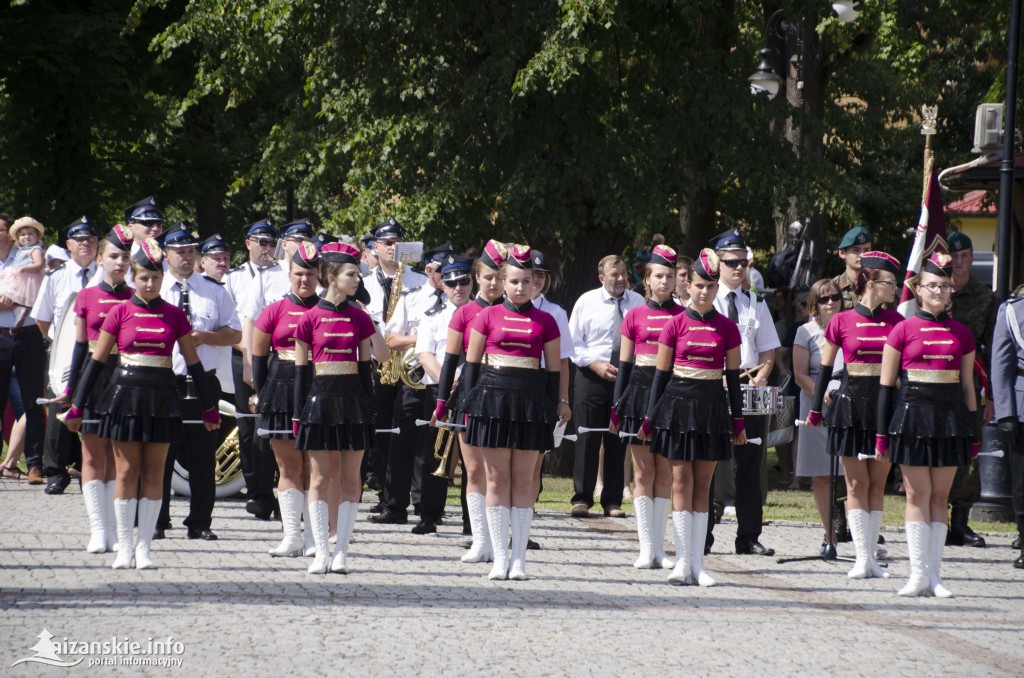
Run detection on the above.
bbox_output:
[45,263,66,277]
[228,265,244,273]
[402,285,423,296]
[203,275,226,286]
[425,303,447,317]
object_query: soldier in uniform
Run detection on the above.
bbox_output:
[156,222,242,540]
[360,218,430,521]
[226,219,288,520]
[198,235,231,284]
[991,291,1024,568]
[946,231,997,548]
[831,226,872,311]
[124,197,165,247]
[30,217,100,493]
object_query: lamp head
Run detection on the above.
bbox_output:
[748,48,782,98]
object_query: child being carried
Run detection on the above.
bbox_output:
[0,217,46,326]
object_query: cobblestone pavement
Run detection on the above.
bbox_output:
[1,480,1022,676]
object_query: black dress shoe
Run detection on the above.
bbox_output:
[186,528,219,540]
[246,498,274,520]
[369,511,407,525]
[368,502,386,514]
[736,540,775,556]
[527,539,540,551]
[1013,536,1022,550]
[44,475,70,495]
[153,528,166,540]
[411,519,437,535]
[1015,552,1023,569]
[365,474,382,492]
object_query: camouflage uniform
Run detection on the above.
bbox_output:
[948,274,999,526]
[831,271,857,311]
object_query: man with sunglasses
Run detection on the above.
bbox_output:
[946,231,998,549]
[124,196,165,247]
[832,226,873,311]
[412,254,473,534]
[710,228,780,556]
[225,218,287,521]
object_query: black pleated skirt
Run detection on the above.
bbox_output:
[615,365,654,447]
[826,373,879,458]
[446,378,468,423]
[93,365,181,443]
[464,365,555,451]
[887,379,972,468]
[650,377,731,461]
[257,357,304,441]
[80,356,119,437]
[295,373,375,452]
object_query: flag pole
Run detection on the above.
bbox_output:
[921,105,938,202]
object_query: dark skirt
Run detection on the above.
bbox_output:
[295,373,375,452]
[464,365,555,451]
[826,373,880,458]
[615,365,654,447]
[887,379,973,468]
[92,365,181,443]
[446,378,468,423]
[80,356,119,437]
[257,357,302,441]
[649,377,731,462]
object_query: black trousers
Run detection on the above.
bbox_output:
[232,350,276,504]
[384,383,428,516]
[159,371,218,532]
[0,328,45,471]
[363,376,397,505]
[416,385,450,523]
[42,402,81,481]
[570,366,625,509]
[707,413,766,548]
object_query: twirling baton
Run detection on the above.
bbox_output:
[858,449,1004,461]
[255,426,401,438]
[576,426,612,434]
[414,418,466,431]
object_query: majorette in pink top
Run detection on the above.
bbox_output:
[469,299,561,360]
[657,306,741,369]
[292,298,376,364]
[620,299,683,357]
[885,310,975,372]
[448,297,494,352]
[255,293,318,355]
[74,281,133,341]
[100,296,192,357]
[824,304,904,364]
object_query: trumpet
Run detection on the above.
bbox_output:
[431,420,461,481]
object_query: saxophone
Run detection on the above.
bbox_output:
[378,264,406,386]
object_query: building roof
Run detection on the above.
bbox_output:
[940,152,1024,191]
[946,190,997,215]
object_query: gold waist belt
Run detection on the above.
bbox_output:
[119,353,171,369]
[672,365,722,381]
[485,354,540,369]
[275,349,310,362]
[846,363,881,377]
[906,369,959,384]
[315,361,359,376]
[634,354,658,367]
[88,340,117,355]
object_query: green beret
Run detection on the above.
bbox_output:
[948,231,973,252]
[837,226,872,250]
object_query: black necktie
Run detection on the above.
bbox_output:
[610,296,623,367]
[79,268,90,290]
[177,281,191,320]
[431,288,444,313]
[727,291,739,324]
[377,269,393,310]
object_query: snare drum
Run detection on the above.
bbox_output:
[740,385,783,415]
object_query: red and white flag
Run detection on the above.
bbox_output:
[897,167,947,317]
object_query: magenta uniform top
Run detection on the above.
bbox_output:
[657,307,741,369]
[469,300,561,359]
[255,293,318,354]
[292,298,376,364]
[100,297,192,357]
[620,299,684,358]
[449,297,492,352]
[885,311,975,372]
[824,305,904,364]
[74,281,133,341]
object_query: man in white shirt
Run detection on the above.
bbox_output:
[156,222,242,541]
[710,228,780,556]
[568,255,643,518]
[29,217,100,492]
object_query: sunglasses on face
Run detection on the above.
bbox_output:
[250,238,277,248]
[444,278,472,288]
[720,258,748,269]
[817,293,842,304]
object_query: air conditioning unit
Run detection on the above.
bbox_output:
[973,103,1003,153]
